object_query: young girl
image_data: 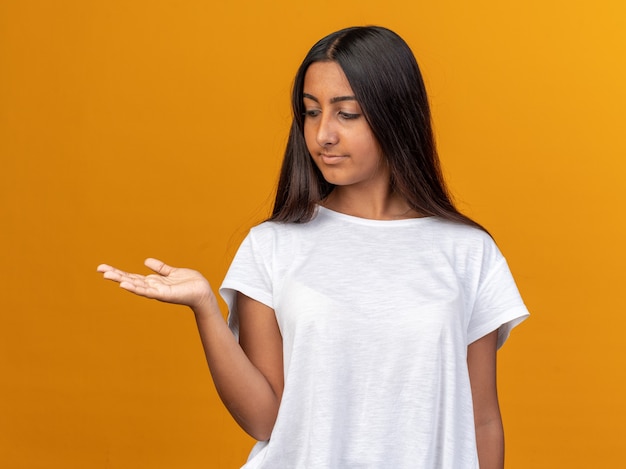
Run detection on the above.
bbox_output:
[98,26,529,468]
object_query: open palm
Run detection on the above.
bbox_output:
[97,258,215,310]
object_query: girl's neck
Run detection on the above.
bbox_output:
[322,187,422,220]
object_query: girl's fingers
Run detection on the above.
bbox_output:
[102,270,121,281]
[97,261,174,297]
[144,258,174,276]
[99,265,148,284]
[97,261,174,278]
[96,263,114,273]
[97,264,129,277]
[119,278,164,300]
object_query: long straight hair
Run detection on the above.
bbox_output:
[270,26,484,231]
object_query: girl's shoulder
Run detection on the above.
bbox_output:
[245,219,304,253]
[426,218,505,268]
[430,217,493,242]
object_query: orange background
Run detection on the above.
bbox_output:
[1,1,625,467]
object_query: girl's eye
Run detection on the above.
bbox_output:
[339,111,360,120]
[303,109,361,120]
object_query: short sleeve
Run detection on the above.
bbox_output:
[466,246,530,349]
[219,229,274,340]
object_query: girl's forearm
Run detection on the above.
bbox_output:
[191,304,280,441]
[475,418,504,469]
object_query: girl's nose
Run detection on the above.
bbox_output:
[316,114,339,147]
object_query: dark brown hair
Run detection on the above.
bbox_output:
[270,26,484,231]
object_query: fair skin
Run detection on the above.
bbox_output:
[97,60,503,468]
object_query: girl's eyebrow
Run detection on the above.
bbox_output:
[303,93,356,104]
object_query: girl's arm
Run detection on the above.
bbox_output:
[467,329,504,469]
[198,292,283,440]
[97,259,283,441]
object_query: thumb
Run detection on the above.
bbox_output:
[144,258,174,276]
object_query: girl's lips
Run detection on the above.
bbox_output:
[320,153,347,164]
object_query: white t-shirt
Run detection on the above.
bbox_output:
[220,206,529,468]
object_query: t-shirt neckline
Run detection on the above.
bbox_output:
[316,205,435,227]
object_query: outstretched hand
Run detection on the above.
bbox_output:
[97,258,217,312]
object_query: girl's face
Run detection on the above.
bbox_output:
[303,61,389,192]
